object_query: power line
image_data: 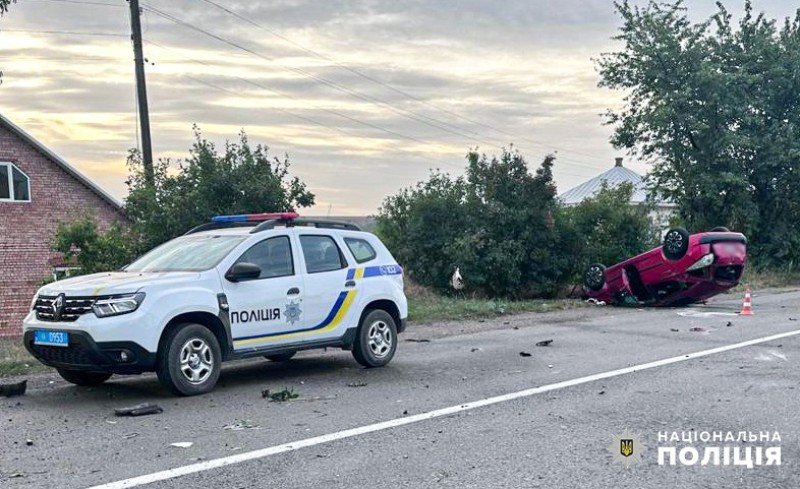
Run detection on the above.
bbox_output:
[140,4,496,147]
[26,0,124,6]
[0,28,127,37]
[140,3,601,176]
[195,0,614,166]
[144,40,470,171]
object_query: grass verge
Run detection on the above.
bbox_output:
[0,339,50,378]
[406,282,581,323]
[735,267,800,292]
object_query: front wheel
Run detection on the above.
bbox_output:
[353,310,397,368]
[157,323,221,396]
[57,369,112,386]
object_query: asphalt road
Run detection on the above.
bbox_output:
[2,289,800,488]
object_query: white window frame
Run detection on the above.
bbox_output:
[0,162,31,203]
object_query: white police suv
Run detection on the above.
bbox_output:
[23,213,407,396]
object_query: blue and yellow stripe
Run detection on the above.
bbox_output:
[233,290,357,347]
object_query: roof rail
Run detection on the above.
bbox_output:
[250,219,361,233]
[183,221,256,235]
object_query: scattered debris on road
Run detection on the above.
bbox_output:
[470,347,481,352]
[670,328,679,332]
[519,351,532,357]
[599,390,606,395]
[790,318,797,321]
[25,439,33,446]
[114,403,163,417]
[535,339,553,347]
[122,433,139,440]
[8,472,25,478]
[586,298,606,306]
[405,338,431,343]
[170,442,193,448]
[689,327,705,332]
[347,381,368,388]
[726,321,733,327]
[223,420,261,431]
[0,379,27,397]
[262,387,299,402]
[403,409,409,415]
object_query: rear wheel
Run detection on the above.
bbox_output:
[663,227,690,261]
[709,226,730,232]
[353,310,397,368]
[583,263,606,291]
[57,369,112,386]
[264,351,296,362]
[157,323,221,396]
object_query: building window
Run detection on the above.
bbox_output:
[0,162,31,202]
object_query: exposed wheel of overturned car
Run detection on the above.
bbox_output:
[583,263,606,291]
[663,227,690,261]
[709,226,730,232]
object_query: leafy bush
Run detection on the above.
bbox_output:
[557,182,659,281]
[378,149,571,298]
[52,128,314,273]
[51,219,136,274]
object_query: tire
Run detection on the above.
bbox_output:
[583,263,606,291]
[156,323,222,396]
[265,351,296,362]
[663,227,690,261]
[709,226,730,232]
[352,309,397,368]
[57,369,112,386]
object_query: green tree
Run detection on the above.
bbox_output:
[53,128,315,274]
[51,219,136,274]
[378,149,570,298]
[558,182,658,280]
[597,0,800,267]
[125,127,315,250]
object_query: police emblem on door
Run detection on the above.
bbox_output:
[284,300,302,325]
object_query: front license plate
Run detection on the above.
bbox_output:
[34,330,69,347]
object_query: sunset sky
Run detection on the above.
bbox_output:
[0,0,796,214]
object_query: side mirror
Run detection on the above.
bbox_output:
[225,262,261,282]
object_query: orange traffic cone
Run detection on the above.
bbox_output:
[739,287,754,316]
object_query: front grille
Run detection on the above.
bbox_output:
[30,343,94,366]
[35,296,95,322]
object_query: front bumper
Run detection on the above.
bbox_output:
[23,330,156,374]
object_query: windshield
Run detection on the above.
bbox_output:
[125,234,247,273]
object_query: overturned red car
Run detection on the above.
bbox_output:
[583,227,747,307]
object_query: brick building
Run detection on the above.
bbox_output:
[0,114,125,337]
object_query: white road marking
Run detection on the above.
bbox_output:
[87,328,800,489]
[676,311,738,318]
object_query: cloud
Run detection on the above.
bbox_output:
[4,0,795,214]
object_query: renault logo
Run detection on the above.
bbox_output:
[52,294,66,320]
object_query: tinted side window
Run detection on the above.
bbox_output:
[300,235,346,273]
[236,236,294,278]
[345,238,377,263]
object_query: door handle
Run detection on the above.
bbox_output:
[287,287,300,295]
[345,280,356,288]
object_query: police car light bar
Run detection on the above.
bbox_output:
[211,212,299,223]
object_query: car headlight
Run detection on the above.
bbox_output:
[92,293,146,318]
[687,253,715,272]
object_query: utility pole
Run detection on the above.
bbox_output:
[128,0,154,187]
